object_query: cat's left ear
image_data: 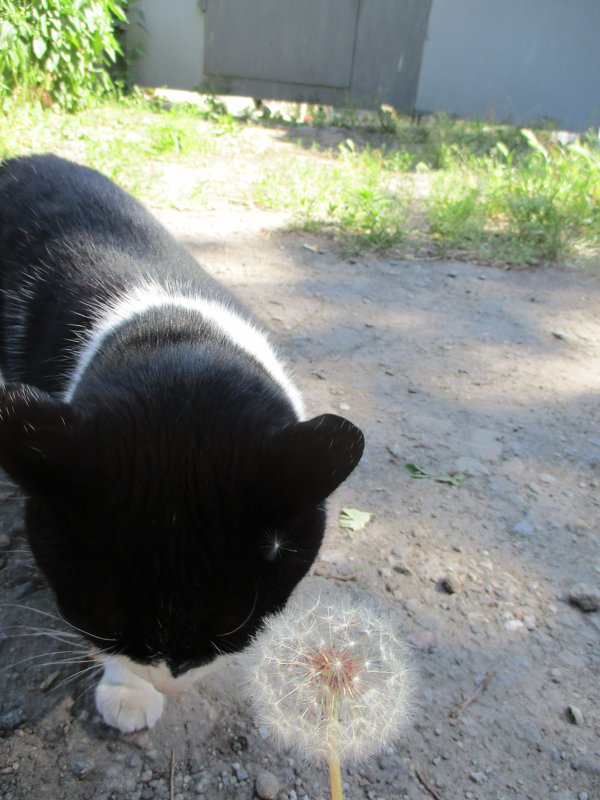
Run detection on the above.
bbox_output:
[261,413,364,518]
[0,383,87,496]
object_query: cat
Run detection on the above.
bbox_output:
[0,154,364,732]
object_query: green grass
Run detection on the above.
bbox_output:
[1,95,598,266]
[0,94,240,204]
[424,129,600,264]
[252,109,599,264]
[255,144,411,253]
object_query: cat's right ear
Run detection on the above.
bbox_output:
[260,413,364,519]
[0,383,87,496]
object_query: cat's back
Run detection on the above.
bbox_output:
[0,154,192,278]
[0,154,233,389]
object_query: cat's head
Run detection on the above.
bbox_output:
[0,383,364,683]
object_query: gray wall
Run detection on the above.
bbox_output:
[128,0,204,90]
[201,0,430,111]
[128,0,600,131]
[417,0,600,131]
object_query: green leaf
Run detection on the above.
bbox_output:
[433,471,466,488]
[32,37,47,59]
[339,507,372,532]
[404,463,431,479]
[0,21,17,46]
[108,1,128,22]
[521,128,549,160]
[404,463,465,488]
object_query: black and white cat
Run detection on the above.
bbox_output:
[0,155,364,732]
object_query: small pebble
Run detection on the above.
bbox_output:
[571,757,600,775]
[439,574,462,594]
[233,763,249,782]
[568,583,600,612]
[70,760,94,778]
[504,619,524,631]
[406,631,436,650]
[255,769,280,800]
[404,598,420,614]
[392,562,413,576]
[550,668,562,683]
[13,581,34,599]
[0,709,24,733]
[512,519,534,536]
[538,473,555,484]
[567,705,584,726]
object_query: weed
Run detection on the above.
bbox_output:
[1,96,597,266]
[0,0,128,110]
[429,181,485,252]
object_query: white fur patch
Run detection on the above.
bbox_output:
[95,657,165,733]
[96,655,221,731]
[124,655,219,695]
[64,283,305,417]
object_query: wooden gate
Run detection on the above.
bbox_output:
[201,0,432,111]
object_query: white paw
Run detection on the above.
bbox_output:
[95,658,165,733]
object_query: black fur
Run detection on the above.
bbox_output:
[0,155,363,676]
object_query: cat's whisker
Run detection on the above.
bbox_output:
[4,634,90,650]
[216,584,258,638]
[0,622,92,651]
[2,625,88,643]
[2,603,119,644]
[28,656,101,670]
[71,671,106,705]
[51,662,104,692]
[19,625,83,638]
[0,649,89,675]
[0,603,63,623]
[210,640,227,657]
[55,608,119,643]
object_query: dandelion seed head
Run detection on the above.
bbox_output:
[245,593,414,763]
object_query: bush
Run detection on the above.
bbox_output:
[0,0,129,110]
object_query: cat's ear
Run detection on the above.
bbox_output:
[261,413,364,518]
[0,383,86,496]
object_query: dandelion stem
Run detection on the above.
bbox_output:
[326,694,344,800]
[328,743,343,800]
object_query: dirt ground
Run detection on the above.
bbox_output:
[0,138,599,800]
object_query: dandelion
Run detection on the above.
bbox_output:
[244,592,413,799]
